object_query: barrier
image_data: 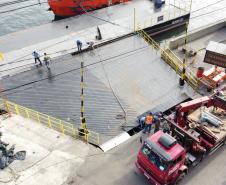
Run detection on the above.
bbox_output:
[1,100,100,146]
[136,28,199,90]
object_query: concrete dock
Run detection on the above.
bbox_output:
[0,114,90,185]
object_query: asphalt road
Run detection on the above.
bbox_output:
[75,133,226,185]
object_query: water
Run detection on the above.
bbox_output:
[0,0,226,37]
[0,0,53,36]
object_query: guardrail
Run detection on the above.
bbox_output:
[136,28,199,90]
[1,100,100,146]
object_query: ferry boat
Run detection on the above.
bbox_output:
[48,0,129,18]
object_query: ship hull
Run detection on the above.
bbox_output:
[48,0,129,18]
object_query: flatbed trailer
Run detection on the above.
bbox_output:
[136,88,226,185]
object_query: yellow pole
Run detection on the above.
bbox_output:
[134,8,136,32]
[15,105,19,115]
[60,121,64,134]
[179,2,181,16]
[36,112,40,123]
[0,52,4,61]
[189,0,192,13]
[48,116,52,128]
[174,0,175,17]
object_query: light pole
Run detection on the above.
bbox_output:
[179,0,192,86]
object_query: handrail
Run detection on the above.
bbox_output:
[1,100,100,145]
[136,28,199,90]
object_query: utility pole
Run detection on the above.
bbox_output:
[179,0,192,86]
[134,8,136,32]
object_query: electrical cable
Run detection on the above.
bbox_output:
[2,45,149,94]
[0,1,47,14]
[1,0,225,63]
[96,47,127,127]
[0,0,35,7]
[191,0,226,13]
[190,6,226,19]
[1,1,225,73]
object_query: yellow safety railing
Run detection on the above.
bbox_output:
[1,100,100,146]
[136,28,199,90]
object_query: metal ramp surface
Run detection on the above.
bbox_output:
[1,35,195,144]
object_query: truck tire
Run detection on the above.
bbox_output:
[174,172,186,185]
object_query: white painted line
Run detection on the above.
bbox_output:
[100,132,131,152]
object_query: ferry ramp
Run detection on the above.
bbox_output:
[1,35,195,144]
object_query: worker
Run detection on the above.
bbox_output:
[139,116,146,129]
[162,120,170,134]
[153,114,160,133]
[43,53,51,70]
[32,51,42,66]
[86,41,94,50]
[76,40,82,51]
[143,112,153,134]
[0,132,8,155]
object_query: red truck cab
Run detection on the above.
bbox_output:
[136,131,187,185]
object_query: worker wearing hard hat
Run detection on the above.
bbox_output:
[143,112,154,134]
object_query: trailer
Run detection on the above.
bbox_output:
[136,88,226,185]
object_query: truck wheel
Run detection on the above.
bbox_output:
[175,172,186,185]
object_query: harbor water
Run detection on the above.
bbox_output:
[0,0,226,37]
[0,0,53,36]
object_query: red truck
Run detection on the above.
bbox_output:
[136,89,226,185]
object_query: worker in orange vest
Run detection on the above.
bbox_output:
[143,112,153,134]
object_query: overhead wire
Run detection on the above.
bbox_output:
[191,0,226,13]
[3,45,149,94]
[0,0,36,7]
[1,0,225,65]
[95,46,128,127]
[1,0,226,90]
[0,1,47,14]
[190,6,226,19]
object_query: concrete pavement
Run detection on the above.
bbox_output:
[67,132,226,185]
[0,114,90,185]
[1,114,225,185]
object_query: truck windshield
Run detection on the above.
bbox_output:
[141,144,169,171]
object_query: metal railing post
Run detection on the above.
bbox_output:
[48,116,52,128]
[60,121,64,134]
[36,112,40,123]
[15,104,20,115]
[25,108,30,119]
[5,101,11,116]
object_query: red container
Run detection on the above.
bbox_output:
[196,67,204,78]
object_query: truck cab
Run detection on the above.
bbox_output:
[136,131,187,185]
